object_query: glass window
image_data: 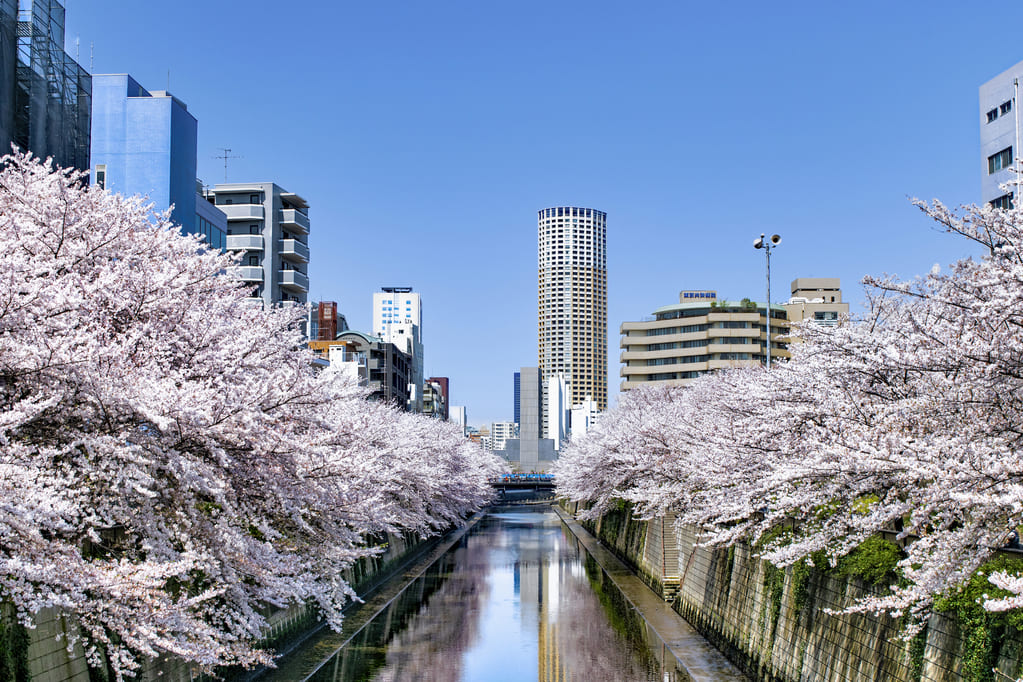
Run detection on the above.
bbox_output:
[1001,100,1013,115]
[988,109,999,123]
[989,147,1013,174]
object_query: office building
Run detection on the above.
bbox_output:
[570,396,602,440]
[307,337,365,384]
[490,421,518,452]
[90,74,226,249]
[545,373,569,451]
[782,278,849,327]
[0,0,90,171]
[423,378,446,420]
[537,206,608,414]
[498,366,556,471]
[334,330,410,406]
[373,287,424,412]
[427,376,449,420]
[620,290,790,390]
[513,371,521,426]
[207,182,310,306]
[980,60,1023,208]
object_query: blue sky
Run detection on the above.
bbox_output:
[65,1,1023,426]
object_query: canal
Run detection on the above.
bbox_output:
[263,504,742,681]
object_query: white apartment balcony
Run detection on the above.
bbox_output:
[279,269,309,293]
[228,266,263,282]
[220,204,265,221]
[226,234,264,251]
[279,238,309,263]
[280,209,310,234]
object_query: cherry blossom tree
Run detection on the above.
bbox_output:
[0,152,501,678]
[557,196,1023,625]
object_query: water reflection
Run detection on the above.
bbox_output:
[305,506,693,681]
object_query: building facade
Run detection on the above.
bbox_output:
[782,278,849,327]
[207,182,310,306]
[620,290,790,390]
[490,421,518,452]
[0,0,90,171]
[537,206,608,414]
[422,378,447,420]
[980,60,1023,208]
[426,376,449,420]
[91,74,226,250]
[373,287,424,412]
[334,331,411,407]
[570,396,602,440]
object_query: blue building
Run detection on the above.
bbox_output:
[90,74,225,249]
[513,371,521,426]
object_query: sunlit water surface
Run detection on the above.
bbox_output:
[302,506,694,682]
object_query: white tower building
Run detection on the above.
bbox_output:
[537,207,607,414]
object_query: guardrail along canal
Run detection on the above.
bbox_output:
[267,505,740,681]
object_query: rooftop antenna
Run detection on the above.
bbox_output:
[75,37,79,61]
[213,148,242,183]
[89,42,93,72]
[166,69,170,91]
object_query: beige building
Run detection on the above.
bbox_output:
[620,290,790,390]
[782,278,849,327]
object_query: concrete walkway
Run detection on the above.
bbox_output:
[553,505,748,681]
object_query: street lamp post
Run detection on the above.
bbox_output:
[753,233,781,369]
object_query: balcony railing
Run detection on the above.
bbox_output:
[226,234,264,251]
[279,209,310,234]
[219,204,265,221]
[227,266,263,282]
[279,269,309,293]
[279,238,309,262]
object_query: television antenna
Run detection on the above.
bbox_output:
[213,148,242,183]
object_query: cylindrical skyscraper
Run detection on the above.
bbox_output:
[537,206,607,413]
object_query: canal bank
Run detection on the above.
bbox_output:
[551,504,746,681]
[570,501,1023,682]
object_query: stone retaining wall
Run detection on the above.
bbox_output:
[9,530,427,682]
[566,501,1023,682]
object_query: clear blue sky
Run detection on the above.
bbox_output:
[64,1,1023,427]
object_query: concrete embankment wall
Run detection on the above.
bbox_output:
[6,531,429,682]
[564,501,1023,682]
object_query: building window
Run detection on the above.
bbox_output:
[1001,100,1013,115]
[249,194,260,204]
[94,164,106,189]
[988,109,999,123]
[991,193,1014,210]
[989,147,1013,174]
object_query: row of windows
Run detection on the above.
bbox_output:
[989,146,1013,174]
[646,323,710,336]
[992,193,1015,210]
[645,371,703,381]
[986,100,1013,123]
[538,207,607,219]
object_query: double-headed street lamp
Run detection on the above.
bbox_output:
[753,233,781,369]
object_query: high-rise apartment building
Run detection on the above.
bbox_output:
[0,0,90,171]
[537,206,607,413]
[620,290,790,390]
[980,60,1023,208]
[207,183,310,306]
[90,74,227,249]
[373,287,424,412]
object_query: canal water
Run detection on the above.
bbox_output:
[273,505,706,682]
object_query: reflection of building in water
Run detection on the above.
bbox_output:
[515,532,568,681]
